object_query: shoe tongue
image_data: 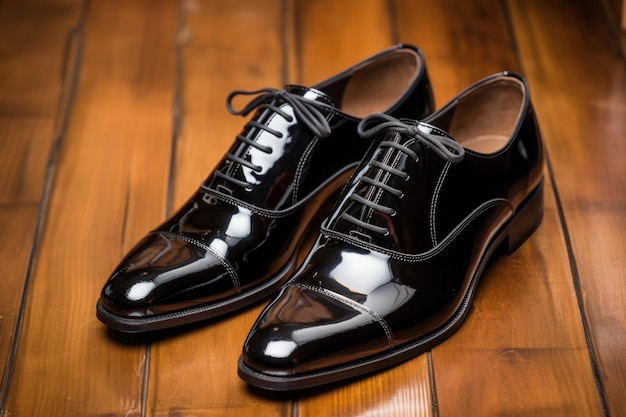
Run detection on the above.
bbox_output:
[284,85,338,108]
[413,121,457,143]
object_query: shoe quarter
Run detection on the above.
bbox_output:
[430,152,515,247]
[293,115,367,203]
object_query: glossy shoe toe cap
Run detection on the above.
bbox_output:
[241,284,392,378]
[98,232,237,319]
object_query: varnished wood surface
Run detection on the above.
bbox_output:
[0,0,624,416]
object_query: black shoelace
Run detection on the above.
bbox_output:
[213,88,336,189]
[340,113,466,236]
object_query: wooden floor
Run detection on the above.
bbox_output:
[1,0,625,416]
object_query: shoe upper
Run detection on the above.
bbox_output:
[98,44,433,323]
[241,72,545,376]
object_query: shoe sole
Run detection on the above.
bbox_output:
[237,179,545,390]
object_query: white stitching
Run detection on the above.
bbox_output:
[322,198,513,262]
[200,161,355,219]
[159,232,240,290]
[292,136,320,205]
[287,281,395,349]
[429,162,450,247]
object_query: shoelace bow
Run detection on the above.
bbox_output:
[214,88,336,189]
[340,113,466,236]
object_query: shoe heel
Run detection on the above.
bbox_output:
[504,180,544,254]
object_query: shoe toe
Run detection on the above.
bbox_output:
[100,232,237,317]
[242,284,391,376]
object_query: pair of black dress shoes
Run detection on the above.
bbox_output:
[96,44,544,390]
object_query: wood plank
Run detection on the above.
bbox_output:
[432,175,602,416]
[296,357,433,417]
[0,0,81,204]
[288,1,435,416]
[393,0,519,106]
[508,0,626,415]
[0,207,38,390]
[145,1,290,416]
[286,0,395,86]
[0,0,83,397]
[170,0,285,205]
[396,0,604,415]
[2,1,179,415]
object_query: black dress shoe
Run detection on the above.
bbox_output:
[238,72,545,390]
[96,44,433,332]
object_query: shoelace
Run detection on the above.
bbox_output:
[213,88,336,189]
[340,113,466,236]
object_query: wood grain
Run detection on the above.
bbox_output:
[0,207,38,392]
[0,0,83,396]
[2,1,178,415]
[0,0,82,204]
[432,175,603,416]
[393,0,518,106]
[396,0,604,415]
[509,0,626,415]
[286,0,395,86]
[296,357,433,417]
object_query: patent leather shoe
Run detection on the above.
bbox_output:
[239,72,545,390]
[96,44,434,332]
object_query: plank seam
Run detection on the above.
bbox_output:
[137,1,188,415]
[427,351,440,417]
[501,2,612,415]
[598,0,626,68]
[165,0,186,219]
[546,154,611,417]
[0,0,90,411]
[386,0,400,45]
[283,2,301,416]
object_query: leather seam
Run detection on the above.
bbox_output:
[200,163,356,219]
[292,136,320,205]
[158,232,240,290]
[287,282,395,349]
[429,162,451,247]
[322,198,513,262]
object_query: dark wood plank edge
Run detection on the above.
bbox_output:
[0,0,90,411]
[500,0,612,415]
